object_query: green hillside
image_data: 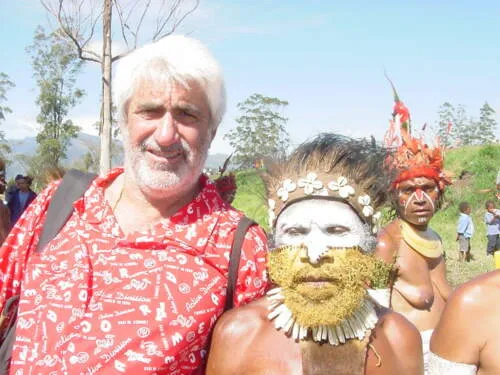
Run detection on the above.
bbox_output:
[232,143,500,287]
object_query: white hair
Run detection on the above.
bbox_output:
[113,34,226,130]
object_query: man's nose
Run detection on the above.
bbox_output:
[300,239,332,264]
[154,113,179,147]
[412,189,427,203]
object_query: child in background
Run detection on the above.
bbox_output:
[457,201,474,262]
[484,200,500,256]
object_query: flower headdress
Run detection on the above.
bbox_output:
[383,77,452,191]
[265,134,389,233]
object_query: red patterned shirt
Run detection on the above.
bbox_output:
[0,168,268,374]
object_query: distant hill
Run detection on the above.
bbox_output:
[5,133,229,176]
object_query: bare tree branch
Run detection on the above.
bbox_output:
[153,0,200,41]
[112,0,131,50]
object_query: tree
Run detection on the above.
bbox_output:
[476,102,497,144]
[27,26,85,171]
[436,101,497,147]
[225,93,290,167]
[41,0,200,174]
[0,73,15,158]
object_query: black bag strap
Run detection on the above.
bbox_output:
[36,169,97,253]
[224,216,256,312]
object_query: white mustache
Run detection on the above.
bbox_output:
[140,139,189,157]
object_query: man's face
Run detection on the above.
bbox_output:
[395,176,439,227]
[17,178,29,192]
[269,199,377,326]
[123,79,213,198]
[0,170,5,194]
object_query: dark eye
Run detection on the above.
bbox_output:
[285,227,308,236]
[139,107,164,119]
[175,108,198,122]
[326,226,349,234]
[424,185,436,193]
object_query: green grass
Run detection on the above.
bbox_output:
[232,144,500,287]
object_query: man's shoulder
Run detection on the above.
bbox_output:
[213,298,269,340]
[377,309,421,343]
[451,270,500,310]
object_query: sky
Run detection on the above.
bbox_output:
[1,0,499,156]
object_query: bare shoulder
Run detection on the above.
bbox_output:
[207,298,270,374]
[446,270,500,314]
[375,220,401,263]
[378,309,422,349]
[212,297,269,340]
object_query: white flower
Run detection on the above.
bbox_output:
[298,172,323,195]
[268,199,276,210]
[328,176,355,198]
[277,179,297,201]
[268,210,276,228]
[358,194,374,217]
[362,205,374,217]
[372,211,381,222]
[358,194,371,206]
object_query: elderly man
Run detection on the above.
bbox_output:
[207,134,423,375]
[0,35,267,374]
[375,86,453,372]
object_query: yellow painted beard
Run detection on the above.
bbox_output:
[267,246,379,327]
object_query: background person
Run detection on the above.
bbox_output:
[0,159,10,244]
[376,84,453,373]
[6,174,36,226]
[456,201,474,262]
[484,200,500,257]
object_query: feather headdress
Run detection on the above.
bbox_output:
[383,78,452,191]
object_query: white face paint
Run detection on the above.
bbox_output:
[274,199,370,263]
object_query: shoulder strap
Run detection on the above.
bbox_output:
[36,169,97,253]
[224,216,256,311]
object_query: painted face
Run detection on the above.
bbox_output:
[395,177,439,227]
[274,199,370,263]
[123,79,213,198]
[269,199,378,326]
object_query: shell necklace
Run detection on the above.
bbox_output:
[266,287,378,346]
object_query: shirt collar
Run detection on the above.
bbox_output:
[73,167,229,252]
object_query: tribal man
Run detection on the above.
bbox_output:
[207,134,423,375]
[375,84,453,373]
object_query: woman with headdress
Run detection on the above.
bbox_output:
[375,81,453,374]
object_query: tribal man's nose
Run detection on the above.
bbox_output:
[299,246,331,265]
[414,188,424,200]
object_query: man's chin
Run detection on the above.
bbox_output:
[134,166,198,199]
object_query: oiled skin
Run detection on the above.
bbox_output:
[206,297,423,375]
[431,270,500,375]
[375,219,452,331]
